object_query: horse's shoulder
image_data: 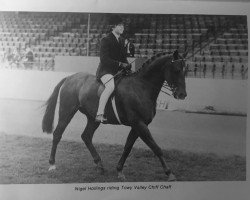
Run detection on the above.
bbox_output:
[116,76,137,96]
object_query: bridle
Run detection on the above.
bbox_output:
[161,57,186,97]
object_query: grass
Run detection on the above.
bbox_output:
[0,132,246,184]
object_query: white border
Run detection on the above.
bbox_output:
[0,0,249,15]
[0,0,249,200]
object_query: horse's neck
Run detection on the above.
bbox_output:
[136,63,165,101]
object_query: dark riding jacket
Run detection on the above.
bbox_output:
[96,33,128,79]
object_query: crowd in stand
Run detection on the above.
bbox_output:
[0,46,34,69]
[0,12,248,79]
[184,63,248,79]
[0,45,55,70]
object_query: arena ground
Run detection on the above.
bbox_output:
[0,98,246,157]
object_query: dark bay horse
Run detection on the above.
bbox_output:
[42,50,187,181]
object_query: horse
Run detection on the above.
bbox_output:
[42,50,187,181]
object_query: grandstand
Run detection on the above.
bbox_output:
[0,12,248,79]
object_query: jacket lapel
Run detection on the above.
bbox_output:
[109,33,121,48]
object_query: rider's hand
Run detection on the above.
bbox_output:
[119,62,131,70]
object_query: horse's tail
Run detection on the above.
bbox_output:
[42,77,67,133]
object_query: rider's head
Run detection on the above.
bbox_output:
[110,15,124,35]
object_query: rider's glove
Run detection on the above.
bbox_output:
[119,62,131,70]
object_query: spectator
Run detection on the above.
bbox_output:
[51,56,55,70]
[7,49,13,63]
[26,47,34,61]
[25,46,34,69]
[245,67,248,79]
[203,64,207,78]
[0,51,5,68]
[75,47,81,56]
[184,64,189,77]
[194,64,198,77]
[222,64,226,79]
[212,64,216,78]
[241,65,245,79]
[12,48,21,68]
[231,64,235,79]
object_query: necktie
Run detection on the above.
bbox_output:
[118,37,122,45]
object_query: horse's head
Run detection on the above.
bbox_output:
[163,50,187,100]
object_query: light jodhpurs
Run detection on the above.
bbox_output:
[96,74,115,116]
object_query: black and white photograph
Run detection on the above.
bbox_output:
[0,0,249,200]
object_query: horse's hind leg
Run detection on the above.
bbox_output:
[49,101,78,171]
[116,128,138,181]
[133,121,176,181]
[81,118,104,174]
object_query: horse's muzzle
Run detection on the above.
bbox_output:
[173,90,187,100]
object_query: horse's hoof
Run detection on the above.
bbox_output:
[48,165,56,171]
[95,164,105,175]
[118,172,126,181]
[167,173,177,181]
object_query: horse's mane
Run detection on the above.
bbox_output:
[133,52,172,75]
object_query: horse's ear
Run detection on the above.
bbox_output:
[173,50,178,60]
[182,51,188,58]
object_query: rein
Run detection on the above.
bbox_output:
[103,59,137,85]
[103,55,185,98]
[103,69,125,85]
[129,55,185,98]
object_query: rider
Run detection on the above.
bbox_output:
[95,15,131,123]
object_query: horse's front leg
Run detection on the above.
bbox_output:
[134,121,176,181]
[116,128,138,181]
